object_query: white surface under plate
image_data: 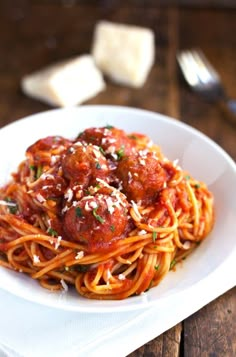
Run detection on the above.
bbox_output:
[0,105,235,313]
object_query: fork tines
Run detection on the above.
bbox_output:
[177,48,221,89]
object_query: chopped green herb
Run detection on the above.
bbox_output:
[117,145,125,160]
[92,207,105,224]
[99,147,106,155]
[9,205,18,214]
[185,175,191,181]
[29,165,36,171]
[154,264,159,271]
[152,231,157,243]
[105,125,114,129]
[36,165,43,179]
[5,198,18,214]
[47,228,58,237]
[95,162,101,170]
[110,225,115,232]
[194,183,201,189]
[170,259,177,270]
[75,207,83,217]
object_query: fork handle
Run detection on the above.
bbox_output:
[218,98,236,124]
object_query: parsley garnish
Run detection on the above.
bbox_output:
[75,207,83,217]
[185,175,191,181]
[99,147,106,155]
[105,125,114,129]
[117,145,125,160]
[170,259,177,270]
[110,225,115,232]
[5,198,18,214]
[154,264,159,271]
[152,231,157,242]
[95,162,101,170]
[194,183,201,189]
[47,228,58,237]
[92,207,105,223]
[36,165,43,179]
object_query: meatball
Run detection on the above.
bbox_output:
[63,187,129,252]
[26,136,72,166]
[116,151,167,205]
[62,142,110,188]
[78,126,135,159]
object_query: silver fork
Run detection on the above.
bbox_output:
[177,48,236,122]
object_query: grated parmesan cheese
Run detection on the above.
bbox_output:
[173,159,179,167]
[61,205,69,214]
[55,236,62,249]
[75,251,84,260]
[131,200,142,220]
[96,178,110,187]
[36,193,46,203]
[138,230,147,235]
[128,171,132,183]
[107,269,112,280]
[139,158,146,166]
[50,155,60,165]
[118,273,125,280]
[60,279,68,292]
[64,188,73,202]
[33,254,40,263]
[106,197,115,214]
[183,241,191,250]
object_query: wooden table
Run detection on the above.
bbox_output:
[0,1,235,356]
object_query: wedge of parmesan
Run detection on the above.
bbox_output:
[21,55,106,107]
[92,21,155,88]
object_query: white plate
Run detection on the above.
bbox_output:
[0,105,235,313]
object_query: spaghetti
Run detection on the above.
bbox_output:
[0,126,214,300]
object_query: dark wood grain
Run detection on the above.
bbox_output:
[14,0,236,9]
[0,2,235,356]
[179,8,236,160]
[129,323,182,357]
[183,287,236,357]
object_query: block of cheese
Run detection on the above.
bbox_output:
[21,55,106,107]
[91,21,155,88]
